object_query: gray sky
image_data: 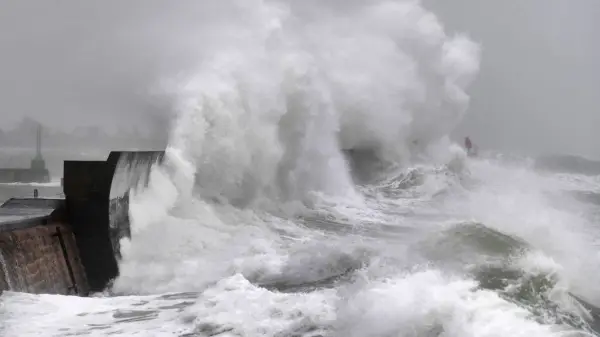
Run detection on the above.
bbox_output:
[0,1,598,158]
[425,0,600,158]
[0,1,200,132]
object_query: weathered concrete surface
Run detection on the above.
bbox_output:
[0,198,88,295]
[0,252,8,290]
[0,223,88,295]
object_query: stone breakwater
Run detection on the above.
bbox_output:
[0,150,165,297]
[0,198,88,295]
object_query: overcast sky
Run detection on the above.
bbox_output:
[0,1,598,158]
[425,0,600,158]
[0,1,200,132]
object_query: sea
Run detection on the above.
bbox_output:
[0,181,63,203]
[2,1,600,336]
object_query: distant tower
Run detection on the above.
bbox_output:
[30,124,47,171]
[36,124,42,160]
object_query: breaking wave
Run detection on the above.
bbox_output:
[3,1,600,337]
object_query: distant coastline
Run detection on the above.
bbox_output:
[0,117,167,179]
[0,117,167,151]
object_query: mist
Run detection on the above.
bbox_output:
[0,1,208,133]
[425,0,600,158]
[1,0,598,158]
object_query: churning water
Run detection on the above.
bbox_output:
[2,1,600,336]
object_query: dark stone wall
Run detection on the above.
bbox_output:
[66,198,117,292]
[0,221,88,295]
[62,151,164,292]
[63,160,118,292]
[0,255,8,290]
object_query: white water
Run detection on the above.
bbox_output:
[2,1,600,337]
[0,180,61,188]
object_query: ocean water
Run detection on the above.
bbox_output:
[0,181,63,204]
[2,1,600,336]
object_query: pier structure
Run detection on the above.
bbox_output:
[0,150,164,295]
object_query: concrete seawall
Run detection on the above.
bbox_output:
[0,198,88,295]
[0,150,164,297]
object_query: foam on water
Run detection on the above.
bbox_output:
[3,268,593,337]
[335,269,571,337]
[2,1,599,337]
[451,159,600,302]
[0,180,61,188]
[109,0,480,295]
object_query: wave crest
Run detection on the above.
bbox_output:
[160,0,480,206]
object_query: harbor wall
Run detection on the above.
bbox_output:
[0,221,88,295]
[0,202,89,296]
[0,150,165,297]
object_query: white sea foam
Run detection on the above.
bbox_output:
[2,1,599,337]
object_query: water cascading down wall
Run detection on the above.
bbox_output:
[0,150,164,296]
